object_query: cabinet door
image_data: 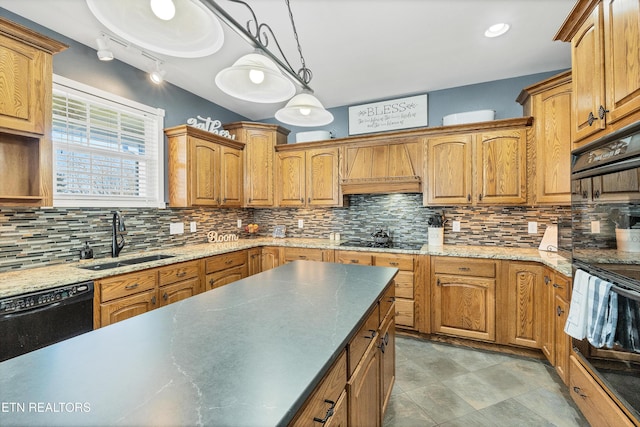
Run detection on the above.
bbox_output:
[433,274,496,341]
[572,4,607,142]
[541,272,556,364]
[604,0,640,125]
[325,390,348,427]
[243,129,274,207]
[348,341,381,427]
[571,177,593,204]
[555,294,570,385]
[276,151,306,207]
[247,248,261,276]
[506,263,545,349]
[476,129,527,204]
[535,83,573,204]
[220,146,243,207]
[159,277,199,307]
[206,265,248,291]
[261,247,280,271]
[592,168,640,202]
[379,313,395,417]
[424,135,473,205]
[191,138,220,206]
[100,289,157,327]
[307,148,341,207]
[0,33,46,135]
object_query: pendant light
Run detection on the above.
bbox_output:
[215,51,296,103]
[275,92,333,127]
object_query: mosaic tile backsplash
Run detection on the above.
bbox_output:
[0,194,570,273]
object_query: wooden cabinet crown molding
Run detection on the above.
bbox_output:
[553,0,602,42]
[164,124,245,150]
[516,70,572,104]
[0,16,68,54]
[223,121,290,137]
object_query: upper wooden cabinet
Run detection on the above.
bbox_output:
[555,0,640,146]
[275,145,345,207]
[224,122,289,207]
[0,17,67,207]
[340,137,422,194]
[165,125,245,207]
[517,71,573,205]
[424,122,530,206]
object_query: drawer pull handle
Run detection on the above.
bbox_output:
[364,329,377,340]
[299,255,307,259]
[313,399,336,424]
[389,262,399,266]
[209,278,215,287]
[437,278,441,286]
[176,271,187,278]
[350,259,359,264]
[225,260,234,265]
[572,386,587,398]
[458,267,470,271]
[552,283,564,289]
[544,276,551,285]
[378,341,386,353]
[125,283,139,290]
[163,292,168,301]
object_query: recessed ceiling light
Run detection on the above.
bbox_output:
[485,23,510,38]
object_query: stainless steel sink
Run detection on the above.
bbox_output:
[78,254,175,271]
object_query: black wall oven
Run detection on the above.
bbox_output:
[571,122,640,422]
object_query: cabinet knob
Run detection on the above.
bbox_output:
[594,190,601,199]
[300,198,304,203]
[467,194,471,202]
[587,111,596,126]
[598,105,609,120]
[350,259,359,264]
[151,295,157,305]
[223,197,227,203]
[163,292,168,301]
[572,386,587,399]
[437,278,441,286]
[209,278,215,287]
[544,276,551,285]
[557,306,564,316]
[478,194,483,201]
[364,329,377,339]
[582,191,588,199]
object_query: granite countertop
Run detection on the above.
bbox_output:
[0,237,572,298]
[0,261,397,427]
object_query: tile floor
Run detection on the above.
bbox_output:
[384,336,590,427]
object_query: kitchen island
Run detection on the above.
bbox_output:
[0,261,397,426]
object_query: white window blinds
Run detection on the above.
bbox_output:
[52,75,165,208]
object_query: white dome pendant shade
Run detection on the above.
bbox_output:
[215,53,296,103]
[275,93,334,127]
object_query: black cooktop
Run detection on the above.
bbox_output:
[339,239,424,251]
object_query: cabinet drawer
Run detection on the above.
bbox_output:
[159,276,199,306]
[348,304,380,377]
[290,351,347,427]
[552,274,571,301]
[433,257,496,277]
[205,250,247,274]
[335,250,373,265]
[395,299,415,328]
[158,260,199,286]
[569,355,635,427]
[380,283,396,321]
[394,271,414,299]
[283,247,326,262]
[99,270,157,303]
[206,265,248,290]
[374,254,414,271]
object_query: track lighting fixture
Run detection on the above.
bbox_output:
[149,61,166,84]
[95,37,114,61]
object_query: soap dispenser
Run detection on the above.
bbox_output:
[80,241,94,259]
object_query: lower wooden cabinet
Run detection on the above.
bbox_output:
[158,260,200,306]
[159,277,199,306]
[261,247,281,271]
[431,257,497,342]
[553,273,571,384]
[247,248,261,276]
[505,262,545,349]
[282,247,334,263]
[100,288,157,327]
[204,250,248,291]
[379,305,395,415]
[96,270,158,328]
[348,337,381,427]
[569,355,635,427]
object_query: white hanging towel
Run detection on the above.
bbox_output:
[564,269,590,339]
[586,276,618,348]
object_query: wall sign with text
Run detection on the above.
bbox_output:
[348,94,428,135]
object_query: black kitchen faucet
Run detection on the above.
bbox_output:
[112,211,126,257]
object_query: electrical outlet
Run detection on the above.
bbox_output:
[237,219,242,228]
[298,219,304,229]
[170,222,184,235]
[190,221,197,233]
[591,220,601,233]
[528,221,538,234]
[452,221,461,232]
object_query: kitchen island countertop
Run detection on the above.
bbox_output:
[0,238,572,298]
[0,261,397,427]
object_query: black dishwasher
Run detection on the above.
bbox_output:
[0,281,94,362]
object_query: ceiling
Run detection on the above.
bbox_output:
[0,0,576,121]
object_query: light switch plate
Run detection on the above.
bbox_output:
[237,219,242,228]
[190,221,197,233]
[591,220,601,233]
[170,222,184,235]
[298,219,304,228]
[528,221,538,234]
[452,221,461,232]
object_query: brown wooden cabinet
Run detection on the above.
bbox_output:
[275,146,344,207]
[0,17,66,207]
[374,253,417,330]
[165,125,245,207]
[96,270,158,328]
[431,257,497,342]
[335,250,373,266]
[573,168,640,203]
[224,122,289,207]
[204,250,248,291]
[556,0,640,147]
[379,285,396,416]
[504,262,546,349]
[261,247,281,271]
[424,125,528,205]
[552,273,571,384]
[517,71,573,205]
[158,260,200,306]
[282,247,334,263]
[247,247,261,276]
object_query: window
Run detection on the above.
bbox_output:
[52,75,165,208]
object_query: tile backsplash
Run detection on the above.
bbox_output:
[0,194,570,273]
